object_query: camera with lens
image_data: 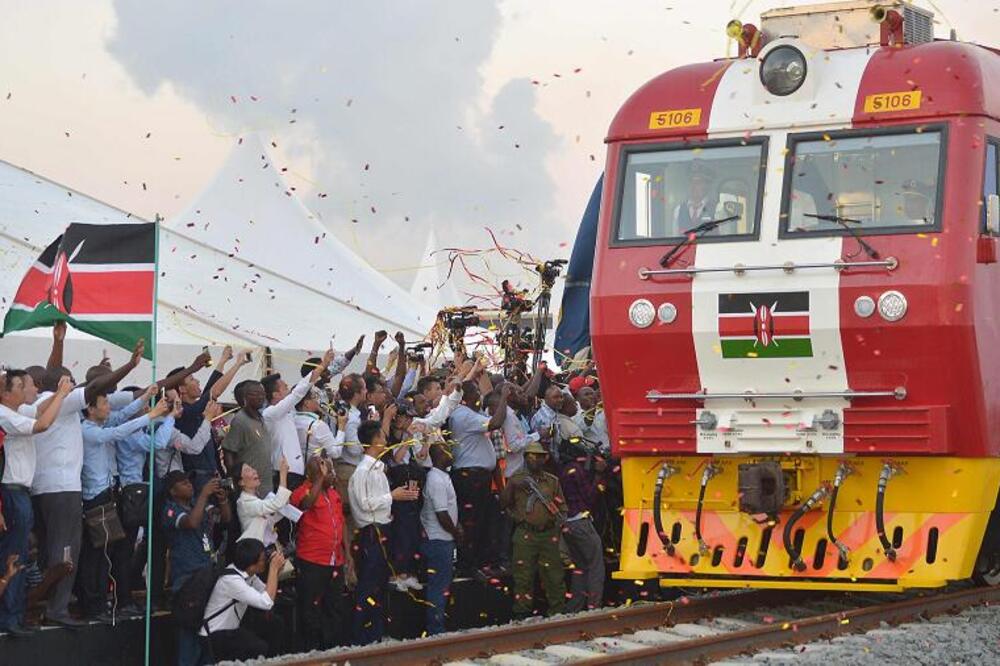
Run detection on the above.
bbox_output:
[219,477,235,493]
[333,400,350,417]
[407,341,433,363]
[265,542,295,562]
[439,307,481,331]
[536,259,567,289]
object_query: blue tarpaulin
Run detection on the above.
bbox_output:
[554,174,603,363]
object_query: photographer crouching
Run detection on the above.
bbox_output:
[200,538,286,662]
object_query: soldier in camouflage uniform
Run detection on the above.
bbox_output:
[501,440,566,619]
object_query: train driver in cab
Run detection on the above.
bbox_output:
[673,161,720,231]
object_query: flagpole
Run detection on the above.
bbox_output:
[144,218,160,666]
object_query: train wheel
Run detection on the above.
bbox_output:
[975,496,1000,586]
[973,548,1000,586]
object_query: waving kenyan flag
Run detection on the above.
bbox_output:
[2,223,156,359]
[718,291,812,359]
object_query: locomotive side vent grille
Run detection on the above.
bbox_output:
[903,5,934,44]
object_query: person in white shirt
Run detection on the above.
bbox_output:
[334,372,367,588]
[0,370,72,636]
[406,373,467,467]
[419,444,461,635]
[201,538,285,661]
[348,419,419,645]
[29,326,144,626]
[295,388,346,462]
[260,348,334,492]
[577,386,610,455]
[236,456,292,545]
[154,403,221,479]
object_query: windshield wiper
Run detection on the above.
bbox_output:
[802,213,880,260]
[659,215,740,268]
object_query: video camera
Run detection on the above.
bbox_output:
[536,259,567,289]
[406,341,433,363]
[439,307,481,331]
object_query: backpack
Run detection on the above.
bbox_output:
[171,564,242,632]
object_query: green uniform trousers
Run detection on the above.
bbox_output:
[511,524,566,617]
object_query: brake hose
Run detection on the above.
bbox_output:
[652,464,678,556]
[784,484,830,572]
[876,463,898,562]
[826,464,851,563]
[694,464,718,555]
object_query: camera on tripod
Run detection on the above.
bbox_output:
[536,259,567,289]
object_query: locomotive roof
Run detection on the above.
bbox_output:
[607,40,1000,142]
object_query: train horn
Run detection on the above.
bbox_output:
[870,5,904,46]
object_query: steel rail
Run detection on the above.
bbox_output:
[585,584,1000,665]
[279,589,809,666]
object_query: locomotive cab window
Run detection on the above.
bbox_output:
[614,139,767,244]
[780,127,945,237]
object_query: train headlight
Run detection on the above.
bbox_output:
[628,299,656,328]
[854,296,876,318]
[877,291,908,322]
[760,45,807,96]
[657,302,677,324]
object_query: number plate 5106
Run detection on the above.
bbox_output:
[648,108,702,130]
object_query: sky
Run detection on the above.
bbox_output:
[0,0,995,303]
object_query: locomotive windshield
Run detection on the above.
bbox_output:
[615,140,766,243]
[781,127,943,235]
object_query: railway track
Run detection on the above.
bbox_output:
[270,587,1000,666]
[275,584,1000,666]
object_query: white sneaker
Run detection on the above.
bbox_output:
[404,577,423,591]
[390,576,407,592]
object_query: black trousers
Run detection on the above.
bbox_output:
[295,558,344,649]
[352,524,391,645]
[451,467,494,573]
[77,490,132,616]
[207,607,284,662]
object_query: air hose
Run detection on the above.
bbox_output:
[827,464,851,563]
[876,463,898,562]
[784,484,830,572]
[652,464,678,556]
[694,464,719,555]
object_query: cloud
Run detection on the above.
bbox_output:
[106,1,561,296]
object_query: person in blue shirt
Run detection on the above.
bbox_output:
[162,470,230,666]
[173,347,250,491]
[113,389,182,615]
[78,391,171,620]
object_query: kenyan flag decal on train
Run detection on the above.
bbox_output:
[2,223,156,359]
[717,291,812,359]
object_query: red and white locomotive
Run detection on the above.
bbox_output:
[590,0,1000,590]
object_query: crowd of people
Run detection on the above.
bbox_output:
[0,322,619,665]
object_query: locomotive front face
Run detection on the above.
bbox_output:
[592,22,1000,591]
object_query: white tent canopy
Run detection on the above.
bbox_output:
[165,135,434,336]
[0,140,435,388]
[408,227,464,310]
